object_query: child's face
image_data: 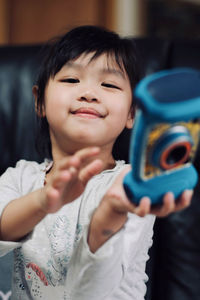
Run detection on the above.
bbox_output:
[43,52,133,154]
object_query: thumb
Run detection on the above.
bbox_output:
[112,165,131,188]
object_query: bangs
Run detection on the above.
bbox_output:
[90,50,126,74]
[49,43,126,80]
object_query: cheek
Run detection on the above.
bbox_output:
[108,96,133,131]
[110,96,132,118]
[45,89,70,117]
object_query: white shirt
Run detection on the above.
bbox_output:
[0,160,155,300]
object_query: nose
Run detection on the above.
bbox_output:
[78,91,98,102]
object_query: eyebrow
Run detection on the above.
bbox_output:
[101,68,126,80]
[65,61,126,80]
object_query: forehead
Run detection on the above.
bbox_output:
[62,52,127,77]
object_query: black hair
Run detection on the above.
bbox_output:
[35,25,141,160]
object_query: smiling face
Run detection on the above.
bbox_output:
[40,52,133,159]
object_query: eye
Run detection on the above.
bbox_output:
[61,78,79,83]
[102,83,120,90]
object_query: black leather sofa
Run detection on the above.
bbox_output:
[0,38,200,299]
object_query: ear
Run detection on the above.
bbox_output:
[125,106,134,129]
[32,85,46,117]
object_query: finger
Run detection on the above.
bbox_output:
[174,189,193,212]
[112,166,132,188]
[74,147,101,163]
[79,159,103,185]
[59,147,101,171]
[51,169,74,189]
[58,156,80,170]
[133,197,151,217]
[151,192,175,217]
[45,186,63,213]
[114,195,150,216]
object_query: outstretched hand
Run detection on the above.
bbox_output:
[101,167,193,218]
[140,189,193,217]
[88,166,193,252]
[41,147,103,213]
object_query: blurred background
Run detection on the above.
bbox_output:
[0,1,200,299]
[0,0,200,45]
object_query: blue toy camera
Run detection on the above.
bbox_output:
[123,68,200,205]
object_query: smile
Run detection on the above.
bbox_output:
[71,108,104,119]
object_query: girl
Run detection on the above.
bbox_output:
[0,26,192,300]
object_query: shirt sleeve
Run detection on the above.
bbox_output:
[67,224,125,300]
[67,214,155,300]
[107,214,155,300]
[0,161,36,256]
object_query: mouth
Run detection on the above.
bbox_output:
[71,107,104,119]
